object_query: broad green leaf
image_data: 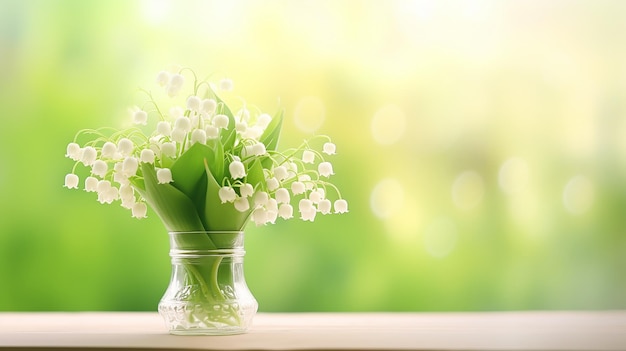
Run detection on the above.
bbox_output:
[246,158,266,189]
[260,109,284,152]
[170,143,215,199]
[203,159,252,231]
[138,164,205,231]
[205,139,224,183]
[259,109,284,169]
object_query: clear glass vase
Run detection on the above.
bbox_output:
[158,231,258,335]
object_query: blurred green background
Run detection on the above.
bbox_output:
[1,0,625,312]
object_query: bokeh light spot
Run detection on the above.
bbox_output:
[498,157,530,195]
[423,216,457,258]
[371,104,406,145]
[563,175,595,215]
[293,96,325,133]
[452,170,484,210]
[142,0,171,25]
[370,178,405,219]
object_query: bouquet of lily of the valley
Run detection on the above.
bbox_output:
[64,68,347,229]
[63,67,348,334]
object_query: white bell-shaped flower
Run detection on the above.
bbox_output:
[291,181,306,195]
[96,180,118,204]
[298,174,314,190]
[122,157,139,177]
[302,150,315,164]
[205,125,219,139]
[157,121,172,136]
[66,143,82,161]
[97,179,112,194]
[80,146,97,166]
[157,168,173,184]
[235,121,247,133]
[84,176,98,192]
[274,188,290,204]
[213,114,229,129]
[160,142,176,158]
[309,189,324,204]
[229,160,246,179]
[171,127,187,143]
[252,142,266,156]
[117,138,134,157]
[167,73,185,97]
[299,199,314,213]
[120,195,135,209]
[219,78,233,91]
[300,207,317,222]
[119,184,134,201]
[131,202,148,219]
[140,149,155,164]
[186,95,201,112]
[254,191,269,207]
[266,199,278,224]
[256,113,272,129]
[201,99,217,114]
[242,125,263,140]
[98,186,119,204]
[251,207,268,226]
[149,143,160,159]
[169,106,184,118]
[273,166,288,181]
[101,141,117,159]
[174,116,191,133]
[91,160,108,177]
[218,186,237,203]
[240,183,254,198]
[191,129,207,145]
[156,71,170,87]
[318,199,331,214]
[266,198,278,213]
[278,203,293,219]
[64,174,79,189]
[318,162,334,177]
[266,177,279,191]
[323,142,336,155]
[133,110,148,125]
[234,197,250,212]
[114,172,130,186]
[334,199,349,213]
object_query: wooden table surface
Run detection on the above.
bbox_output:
[0,311,625,350]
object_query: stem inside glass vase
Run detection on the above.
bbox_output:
[158,231,258,335]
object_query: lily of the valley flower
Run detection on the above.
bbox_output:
[323,142,336,155]
[64,174,79,189]
[156,168,173,184]
[219,186,237,203]
[318,162,334,177]
[64,68,348,226]
[229,160,246,179]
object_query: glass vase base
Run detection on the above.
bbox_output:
[158,301,257,336]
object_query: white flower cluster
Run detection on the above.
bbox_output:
[64,68,348,226]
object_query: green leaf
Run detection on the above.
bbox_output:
[203,159,252,231]
[246,158,266,189]
[170,142,215,200]
[259,109,284,169]
[205,139,224,183]
[260,109,284,152]
[137,163,207,234]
